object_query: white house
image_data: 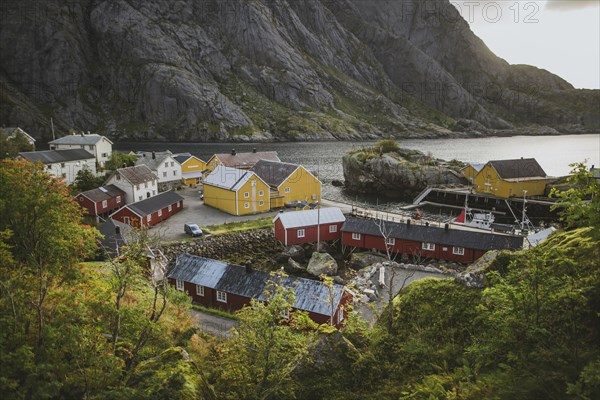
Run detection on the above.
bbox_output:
[49,132,113,169]
[0,127,36,149]
[104,165,159,204]
[135,152,182,191]
[19,149,96,184]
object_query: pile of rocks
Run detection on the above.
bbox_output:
[160,228,283,267]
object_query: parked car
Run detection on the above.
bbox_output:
[184,223,203,237]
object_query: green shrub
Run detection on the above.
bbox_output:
[377,139,400,153]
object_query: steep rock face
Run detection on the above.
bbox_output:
[0,0,597,142]
[343,148,466,198]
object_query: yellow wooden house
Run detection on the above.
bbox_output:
[203,166,271,215]
[206,149,280,171]
[251,160,321,208]
[473,158,548,198]
[461,163,485,185]
[174,154,207,186]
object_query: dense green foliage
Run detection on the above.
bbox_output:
[104,152,137,171]
[377,139,400,154]
[72,167,106,193]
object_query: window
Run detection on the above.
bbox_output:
[164,162,168,168]
[163,172,167,178]
[259,190,264,196]
[168,205,172,212]
[281,309,290,319]
[329,225,337,233]
[88,145,94,150]
[297,229,305,238]
[158,209,162,217]
[244,202,250,209]
[116,196,121,203]
[422,242,435,251]
[338,307,344,324]
[138,196,143,201]
[453,246,465,255]
[47,165,52,169]
[285,187,290,193]
[176,280,184,291]
[61,163,66,168]
[78,197,83,202]
[312,194,317,200]
[173,170,176,176]
[251,180,256,187]
[136,185,140,190]
[116,174,121,180]
[147,215,151,222]
[244,192,249,198]
[170,161,174,167]
[196,285,204,296]
[352,233,361,240]
[259,200,264,206]
[178,201,181,207]
[386,238,395,245]
[102,200,108,208]
[102,152,108,158]
[145,182,148,188]
[216,291,227,303]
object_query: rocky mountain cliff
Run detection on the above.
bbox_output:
[1,0,598,142]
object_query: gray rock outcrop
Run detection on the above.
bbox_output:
[307,252,338,276]
[1,0,597,142]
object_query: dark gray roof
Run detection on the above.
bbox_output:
[168,254,345,317]
[488,158,546,179]
[19,149,95,164]
[341,216,523,251]
[125,191,184,217]
[214,151,280,169]
[174,155,191,164]
[49,133,111,145]
[98,219,132,259]
[112,165,157,185]
[251,159,302,187]
[135,152,175,171]
[78,184,125,203]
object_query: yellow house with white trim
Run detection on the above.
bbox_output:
[203,166,271,215]
[473,158,548,198]
[174,154,207,186]
[251,160,321,208]
[461,163,485,187]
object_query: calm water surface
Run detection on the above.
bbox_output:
[115,134,600,207]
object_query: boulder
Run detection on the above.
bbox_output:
[285,258,306,275]
[456,250,499,288]
[281,245,306,263]
[307,252,338,277]
[348,252,388,270]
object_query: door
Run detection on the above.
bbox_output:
[124,216,130,225]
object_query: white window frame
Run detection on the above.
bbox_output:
[329,225,337,233]
[452,246,465,255]
[284,187,291,193]
[196,285,204,296]
[158,209,162,217]
[244,202,250,209]
[164,162,168,168]
[216,291,227,303]
[244,192,249,198]
[168,205,172,212]
[338,307,344,324]
[176,279,184,291]
[259,200,264,206]
[101,200,107,208]
[386,237,395,245]
[281,309,290,319]
[297,229,305,238]
[116,196,121,203]
[422,242,435,251]
[352,233,361,240]
[147,214,151,222]
[259,190,264,196]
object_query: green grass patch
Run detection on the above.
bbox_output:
[191,304,239,321]
[203,217,273,236]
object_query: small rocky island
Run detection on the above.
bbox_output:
[342,140,467,199]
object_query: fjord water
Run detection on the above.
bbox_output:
[115,134,600,205]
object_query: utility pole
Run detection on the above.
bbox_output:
[50,118,55,141]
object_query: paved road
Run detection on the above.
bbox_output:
[148,186,278,241]
[190,309,237,339]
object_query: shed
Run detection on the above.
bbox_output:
[273,207,346,246]
[109,191,184,227]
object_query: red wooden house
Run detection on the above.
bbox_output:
[273,207,345,246]
[341,216,523,264]
[75,185,126,217]
[168,253,353,328]
[109,191,184,227]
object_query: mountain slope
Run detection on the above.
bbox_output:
[0,0,597,142]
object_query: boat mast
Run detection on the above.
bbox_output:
[521,190,528,231]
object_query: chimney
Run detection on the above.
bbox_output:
[245,259,253,273]
[231,149,236,156]
[115,226,121,235]
[152,151,156,160]
[407,219,411,227]
[425,222,429,227]
[444,223,449,231]
[252,148,257,153]
[80,131,85,137]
